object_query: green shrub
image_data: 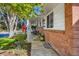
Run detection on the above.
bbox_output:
[39,33,45,41]
[0,38,16,49]
[31,25,37,29]
[14,34,31,50]
[14,34,28,48]
[15,34,27,41]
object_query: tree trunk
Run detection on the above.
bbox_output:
[0,8,17,37]
[4,18,9,31]
[7,13,17,38]
[9,30,14,38]
[14,18,18,34]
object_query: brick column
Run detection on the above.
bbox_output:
[65,3,73,55]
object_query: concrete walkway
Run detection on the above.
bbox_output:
[31,40,58,56]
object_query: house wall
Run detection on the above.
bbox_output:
[53,4,65,30]
[72,4,79,55]
[44,4,65,30]
[38,3,73,55]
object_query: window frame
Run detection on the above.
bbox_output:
[47,12,53,28]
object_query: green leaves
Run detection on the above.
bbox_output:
[0,3,44,19]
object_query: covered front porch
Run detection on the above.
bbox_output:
[28,3,63,56]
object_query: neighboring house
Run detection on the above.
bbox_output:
[30,3,79,56]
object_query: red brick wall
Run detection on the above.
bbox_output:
[38,3,79,56]
[72,4,79,55]
[41,4,73,55]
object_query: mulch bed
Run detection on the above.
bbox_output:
[0,43,31,56]
[0,49,27,56]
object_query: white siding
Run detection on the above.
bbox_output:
[44,3,65,30]
[53,4,65,30]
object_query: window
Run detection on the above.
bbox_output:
[47,12,53,28]
[42,19,45,27]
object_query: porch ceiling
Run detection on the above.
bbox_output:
[41,3,59,16]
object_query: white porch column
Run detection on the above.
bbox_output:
[27,20,32,42]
